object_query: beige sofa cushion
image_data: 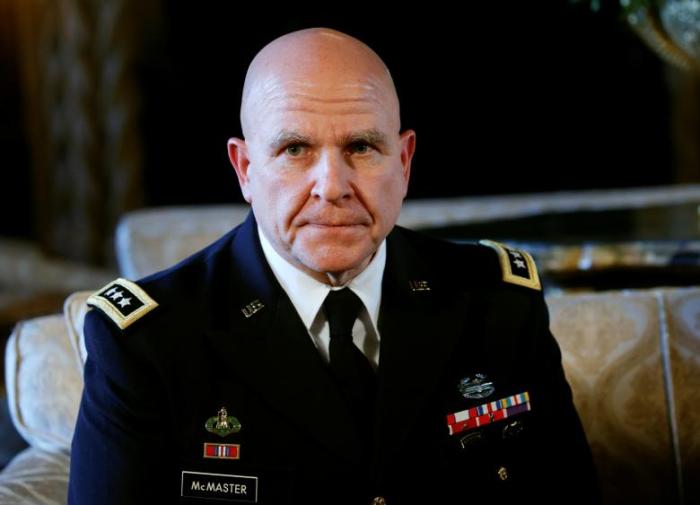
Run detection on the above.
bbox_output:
[0,447,70,504]
[4,293,89,454]
[115,205,250,279]
[547,288,700,504]
[5,314,82,453]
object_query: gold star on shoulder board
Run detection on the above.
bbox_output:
[87,278,158,329]
[479,240,541,291]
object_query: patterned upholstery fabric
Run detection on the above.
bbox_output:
[0,448,70,504]
[5,315,82,454]
[549,291,678,503]
[665,289,700,503]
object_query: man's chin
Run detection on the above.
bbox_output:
[293,244,375,279]
[309,257,369,276]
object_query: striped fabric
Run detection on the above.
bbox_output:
[203,443,240,460]
[446,392,531,436]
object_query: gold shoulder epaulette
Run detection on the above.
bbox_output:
[87,277,158,329]
[479,240,541,291]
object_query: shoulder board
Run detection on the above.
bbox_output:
[478,239,541,291]
[87,277,158,329]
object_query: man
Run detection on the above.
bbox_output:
[69,28,599,504]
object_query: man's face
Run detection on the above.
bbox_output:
[230,72,416,282]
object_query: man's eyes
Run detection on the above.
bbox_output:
[285,144,308,156]
[348,142,373,155]
[282,142,375,157]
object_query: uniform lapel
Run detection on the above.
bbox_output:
[374,228,477,473]
[203,212,362,464]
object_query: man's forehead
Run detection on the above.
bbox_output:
[250,73,393,110]
[248,85,396,143]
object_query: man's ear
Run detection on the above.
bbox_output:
[228,137,253,203]
[399,129,416,195]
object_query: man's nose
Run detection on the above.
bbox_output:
[310,150,353,202]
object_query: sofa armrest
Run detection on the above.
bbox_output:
[0,447,70,503]
[63,291,91,368]
[5,313,83,453]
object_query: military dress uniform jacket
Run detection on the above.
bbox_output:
[68,211,600,505]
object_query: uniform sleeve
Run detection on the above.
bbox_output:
[528,292,602,504]
[68,309,171,504]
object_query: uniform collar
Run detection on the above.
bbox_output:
[257,225,385,334]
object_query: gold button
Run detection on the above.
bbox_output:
[497,466,508,481]
[371,497,387,505]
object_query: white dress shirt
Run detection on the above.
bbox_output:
[257,226,385,368]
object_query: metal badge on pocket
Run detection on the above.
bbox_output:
[205,406,242,437]
[458,373,495,400]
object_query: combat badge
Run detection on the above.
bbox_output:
[458,374,495,400]
[86,278,158,329]
[206,407,242,437]
[479,239,541,291]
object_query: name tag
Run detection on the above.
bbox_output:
[181,471,258,502]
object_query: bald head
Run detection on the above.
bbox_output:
[240,28,401,139]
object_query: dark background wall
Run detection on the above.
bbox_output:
[1,2,675,244]
[140,3,671,208]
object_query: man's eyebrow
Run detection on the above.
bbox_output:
[340,129,388,147]
[269,128,389,152]
[269,131,313,152]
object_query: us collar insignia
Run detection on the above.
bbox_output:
[205,407,241,437]
[409,280,431,292]
[241,299,265,318]
[458,373,495,400]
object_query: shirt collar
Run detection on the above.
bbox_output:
[257,226,386,333]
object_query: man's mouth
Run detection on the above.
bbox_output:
[307,222,365,227]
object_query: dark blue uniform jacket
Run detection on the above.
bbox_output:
[69,211,600,504]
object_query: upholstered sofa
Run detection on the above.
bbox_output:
[2,198,700,504]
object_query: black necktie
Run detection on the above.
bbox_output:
[323,288,377,434]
